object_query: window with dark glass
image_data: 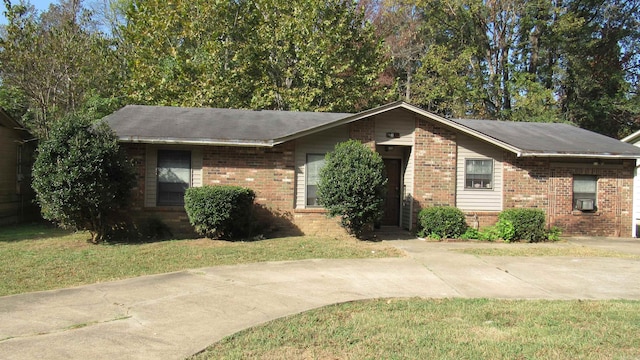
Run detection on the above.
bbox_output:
[157,150,191,206]
[306,154,325,207]
[573,175,597,211]
[465,159,493,189]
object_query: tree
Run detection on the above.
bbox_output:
[317,140,387,238]
[31,115,135,243]
[120,0,390,111]
[0,0,121,138]
[361,0,425,102]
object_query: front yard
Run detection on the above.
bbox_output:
[191,298,640,359]
[3,224,639,359]
[0,223,401,296]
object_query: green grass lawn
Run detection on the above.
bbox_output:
[4,224,639,359]
[190,298,640,359]
[0,223,402,296]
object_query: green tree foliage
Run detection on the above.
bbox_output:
[31,115,135,243]
[317,140,387,238]
[120,0,390,112]
[0,0,122,138]
[368,0,640,137]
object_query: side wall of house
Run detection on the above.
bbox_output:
[0,126,22,225]
[503,154,634,237]
[0,126,38,225]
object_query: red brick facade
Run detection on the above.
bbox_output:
[502,154,634,237]
[412,118,457,229]
[121,115,635,238]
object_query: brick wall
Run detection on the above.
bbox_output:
[546,163,634,237]
[503,154,634,237]
[412,118,457,228]
[121,119,635,238]
[349,118,375,150]
[122,142,349,238]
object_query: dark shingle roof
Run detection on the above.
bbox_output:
[104,102,640,158]
[449,119,640,157]
[104,105,351,146]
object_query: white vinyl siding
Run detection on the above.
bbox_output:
[374,109,415,146]
[456,135,503,211]
[295,125,349,209]
[402,146,414,230]
[635,165,640,237]
[145,145,203,207]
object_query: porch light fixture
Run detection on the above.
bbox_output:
[386,132,400,138]
[385,146,394,152]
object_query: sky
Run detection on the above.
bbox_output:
[0,0,56,25]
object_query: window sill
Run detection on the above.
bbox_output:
[572,210,599,216]
[294,208,327,214]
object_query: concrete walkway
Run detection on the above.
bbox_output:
[0,237,639,359]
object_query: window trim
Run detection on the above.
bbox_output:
[573,174,597,212]
[305,153,325,208]
[464,158,494,190]
[156,149,192,206]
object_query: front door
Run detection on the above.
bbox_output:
[382,159,401,226]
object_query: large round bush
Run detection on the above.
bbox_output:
[317,139,387,238]
[32,116,135,243]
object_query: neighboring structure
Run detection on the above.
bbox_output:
[105,101,640,237]
[621,130,640,237]
[0,108,38,226]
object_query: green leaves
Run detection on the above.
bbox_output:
[120,0,390,111]
[183,185,256,240]
[0,0,121,138]
[31,115,135,243]
[317,140,387,238]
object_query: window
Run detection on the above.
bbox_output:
[465,159,493,189]
[306,154,325,206]
[157,150,191,206]
[573,175,597,211]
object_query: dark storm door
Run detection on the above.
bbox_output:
[382,159,401,226]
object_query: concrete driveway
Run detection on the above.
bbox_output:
[0,237,638,359]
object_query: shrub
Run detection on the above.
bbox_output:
[184,185,256,240]
[31,116,135,243]
[418,206,467,239]
[317,140,387,238]
[546,226,563,241]
[460,227,480,240]
[498,208,546,242]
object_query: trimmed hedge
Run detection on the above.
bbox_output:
[184,185,256,240]
[498,208,547,242]
[418,206,467,239]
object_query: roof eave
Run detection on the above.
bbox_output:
[117,136,274,147]
[272,101,524,155]
[518,152,640,159]
[621,130,640,144]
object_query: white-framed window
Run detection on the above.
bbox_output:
[465,159,493,189]
[573,175,597,211]
[306,154,325,207]
[157,150,191,206]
